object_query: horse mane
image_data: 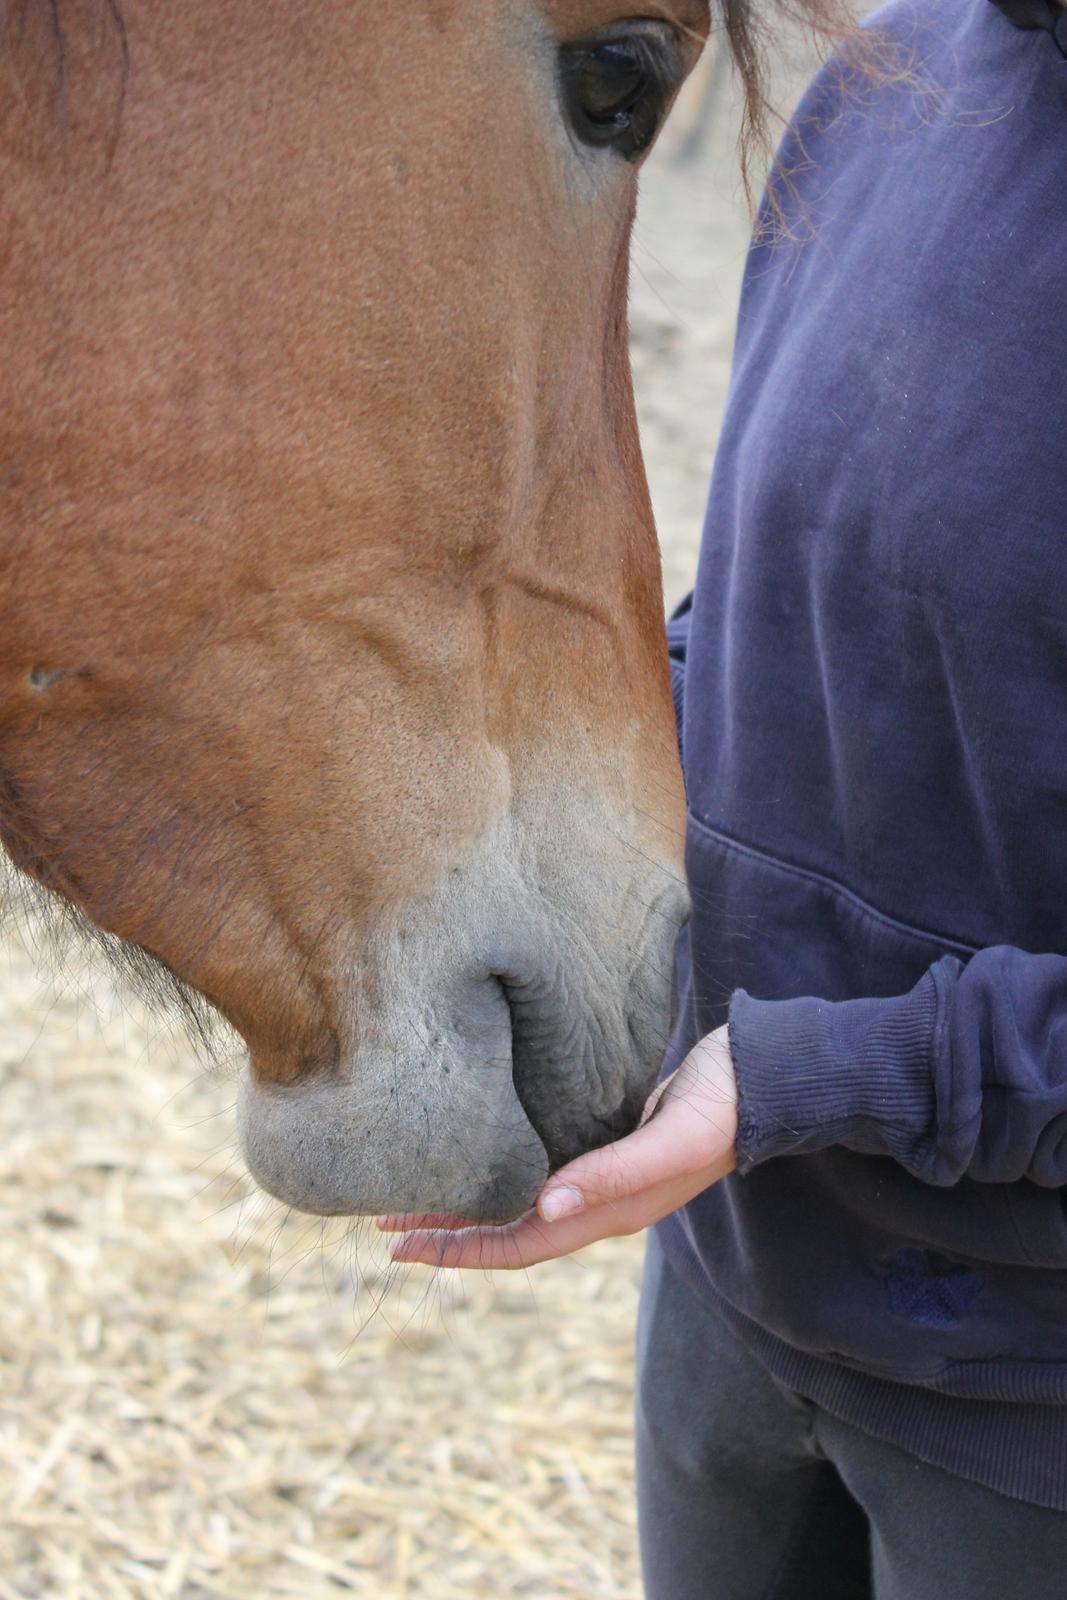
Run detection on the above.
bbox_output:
[717,1,927,225]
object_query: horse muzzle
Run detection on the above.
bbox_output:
[237,876,689,1222]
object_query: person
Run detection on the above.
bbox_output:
[381,0,1067,1592]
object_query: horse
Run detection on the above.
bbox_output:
[0,1,716,1226]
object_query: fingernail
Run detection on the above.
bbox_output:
[539,1185,584,1222]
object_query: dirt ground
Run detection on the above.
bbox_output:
[0,49,795,1600]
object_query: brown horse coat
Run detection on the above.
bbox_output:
[0,1,707,1219]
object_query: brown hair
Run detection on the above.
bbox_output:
[719,0,909,216]
[726,0,859,187]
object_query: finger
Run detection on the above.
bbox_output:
[389,1201,635,1269]
[389,1176,698,1270]
[376,1212,474,1234]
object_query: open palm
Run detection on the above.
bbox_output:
[379,1025,738,1270]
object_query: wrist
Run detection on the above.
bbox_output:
[727,977,939,1172]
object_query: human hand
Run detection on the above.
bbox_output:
[377,1023,738,1270]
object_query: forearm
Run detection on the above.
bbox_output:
[730,947,1067,1187]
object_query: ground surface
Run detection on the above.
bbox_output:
[1,52,775,1600]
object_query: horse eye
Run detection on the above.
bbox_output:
[575,43,648,124]
[560,30,680,162]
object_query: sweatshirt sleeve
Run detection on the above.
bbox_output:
[729,947,1067,1187]
[665,592,692,757]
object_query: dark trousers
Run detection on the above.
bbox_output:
[636,1233,1067,1600]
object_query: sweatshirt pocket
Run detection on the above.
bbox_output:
[682,812,976,1039]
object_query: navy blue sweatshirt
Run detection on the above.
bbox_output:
[659,0,1067,1511]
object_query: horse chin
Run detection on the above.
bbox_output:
[237,1044,550,1225]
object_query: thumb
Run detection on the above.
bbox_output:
[537,1029,737,1222]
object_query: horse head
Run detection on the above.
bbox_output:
[0,1,708,1220]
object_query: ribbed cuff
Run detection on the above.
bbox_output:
[728,973,941,1173]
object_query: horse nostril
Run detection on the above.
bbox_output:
[494,971,559,1159]
[498,968,647,1174]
